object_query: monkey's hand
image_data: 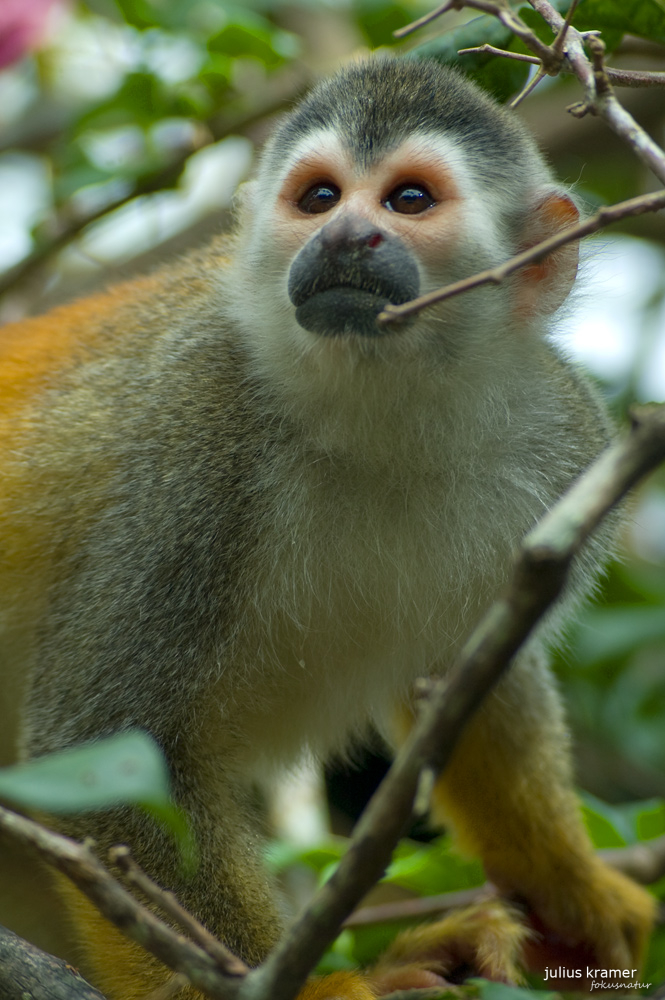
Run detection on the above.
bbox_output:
[517,856,655,984]
[298,902,529,999]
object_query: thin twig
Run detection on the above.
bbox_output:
[346,834,665,929]
[527,0,665,183]
[457,44,665,88]
[398,0,555,64]
[604,68,665,89]
[393,1,458,38]
[378,189,665,325]
[457,44,540,63]
[510,67,546,108]
[110,846,248,977]
[550,0,579,60]
[346,887,491,928]
[0,805,242,1000]
[456,44,665,89]
[588,36,613,98]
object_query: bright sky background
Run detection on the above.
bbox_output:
[563,236,665,403]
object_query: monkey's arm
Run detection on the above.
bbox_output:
[404,646,655,982]
[298,643,656,1000]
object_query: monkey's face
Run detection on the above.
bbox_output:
[268,134,478,340]
[235,59,582,359]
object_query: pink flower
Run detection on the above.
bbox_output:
[0,0,61,69]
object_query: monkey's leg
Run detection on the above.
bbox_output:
[400,646,655,982]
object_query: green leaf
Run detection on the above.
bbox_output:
[199,52,233,93]
[54,162,119,201]
[579,792,655,846]
[616,560,665,603]
[582,804,627,848]
[635,800,665,841]
[355,3,419,48]
[146,800,199,873]
[645,920,665,987]
[207,21,299,68]
[0,731,171,814]
[570,605,665,665]
[0,731,196,867]
[574,0,665,45]
[115,71,171,125]
[74,72,170,132]
[115,0,222,32]
[474,980,559,1000]
[265,838,347,874]
[384,836,484,895]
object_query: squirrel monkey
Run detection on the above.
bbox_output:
[0,58,655,997]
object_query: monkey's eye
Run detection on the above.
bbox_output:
[298,183,341,214]
[384,184,435,215]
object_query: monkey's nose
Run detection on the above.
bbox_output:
[319,214,385,252]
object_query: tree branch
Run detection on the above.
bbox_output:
[242,405,665,1000]
[527,0,665,183]
[456,45,665,88]
[396,0,665,184]
[378,189,665,325]
[0,923,107,1000]
[110,846,248,977]
[0,807,242,1000]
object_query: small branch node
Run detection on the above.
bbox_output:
[413,676,438,702]
[414,767,437,817]
[567,100,592,118]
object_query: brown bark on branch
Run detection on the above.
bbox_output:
[456,44,665,88]
[0,923,107,1000]
[110,846,248,976]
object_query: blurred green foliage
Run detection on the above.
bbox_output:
[0,730,197,868]
[4,0,662,240]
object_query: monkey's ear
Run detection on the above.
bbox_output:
[515,192,579,317]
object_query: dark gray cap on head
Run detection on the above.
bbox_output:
[265,57,546,193]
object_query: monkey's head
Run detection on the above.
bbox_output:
[234,57,579,350]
